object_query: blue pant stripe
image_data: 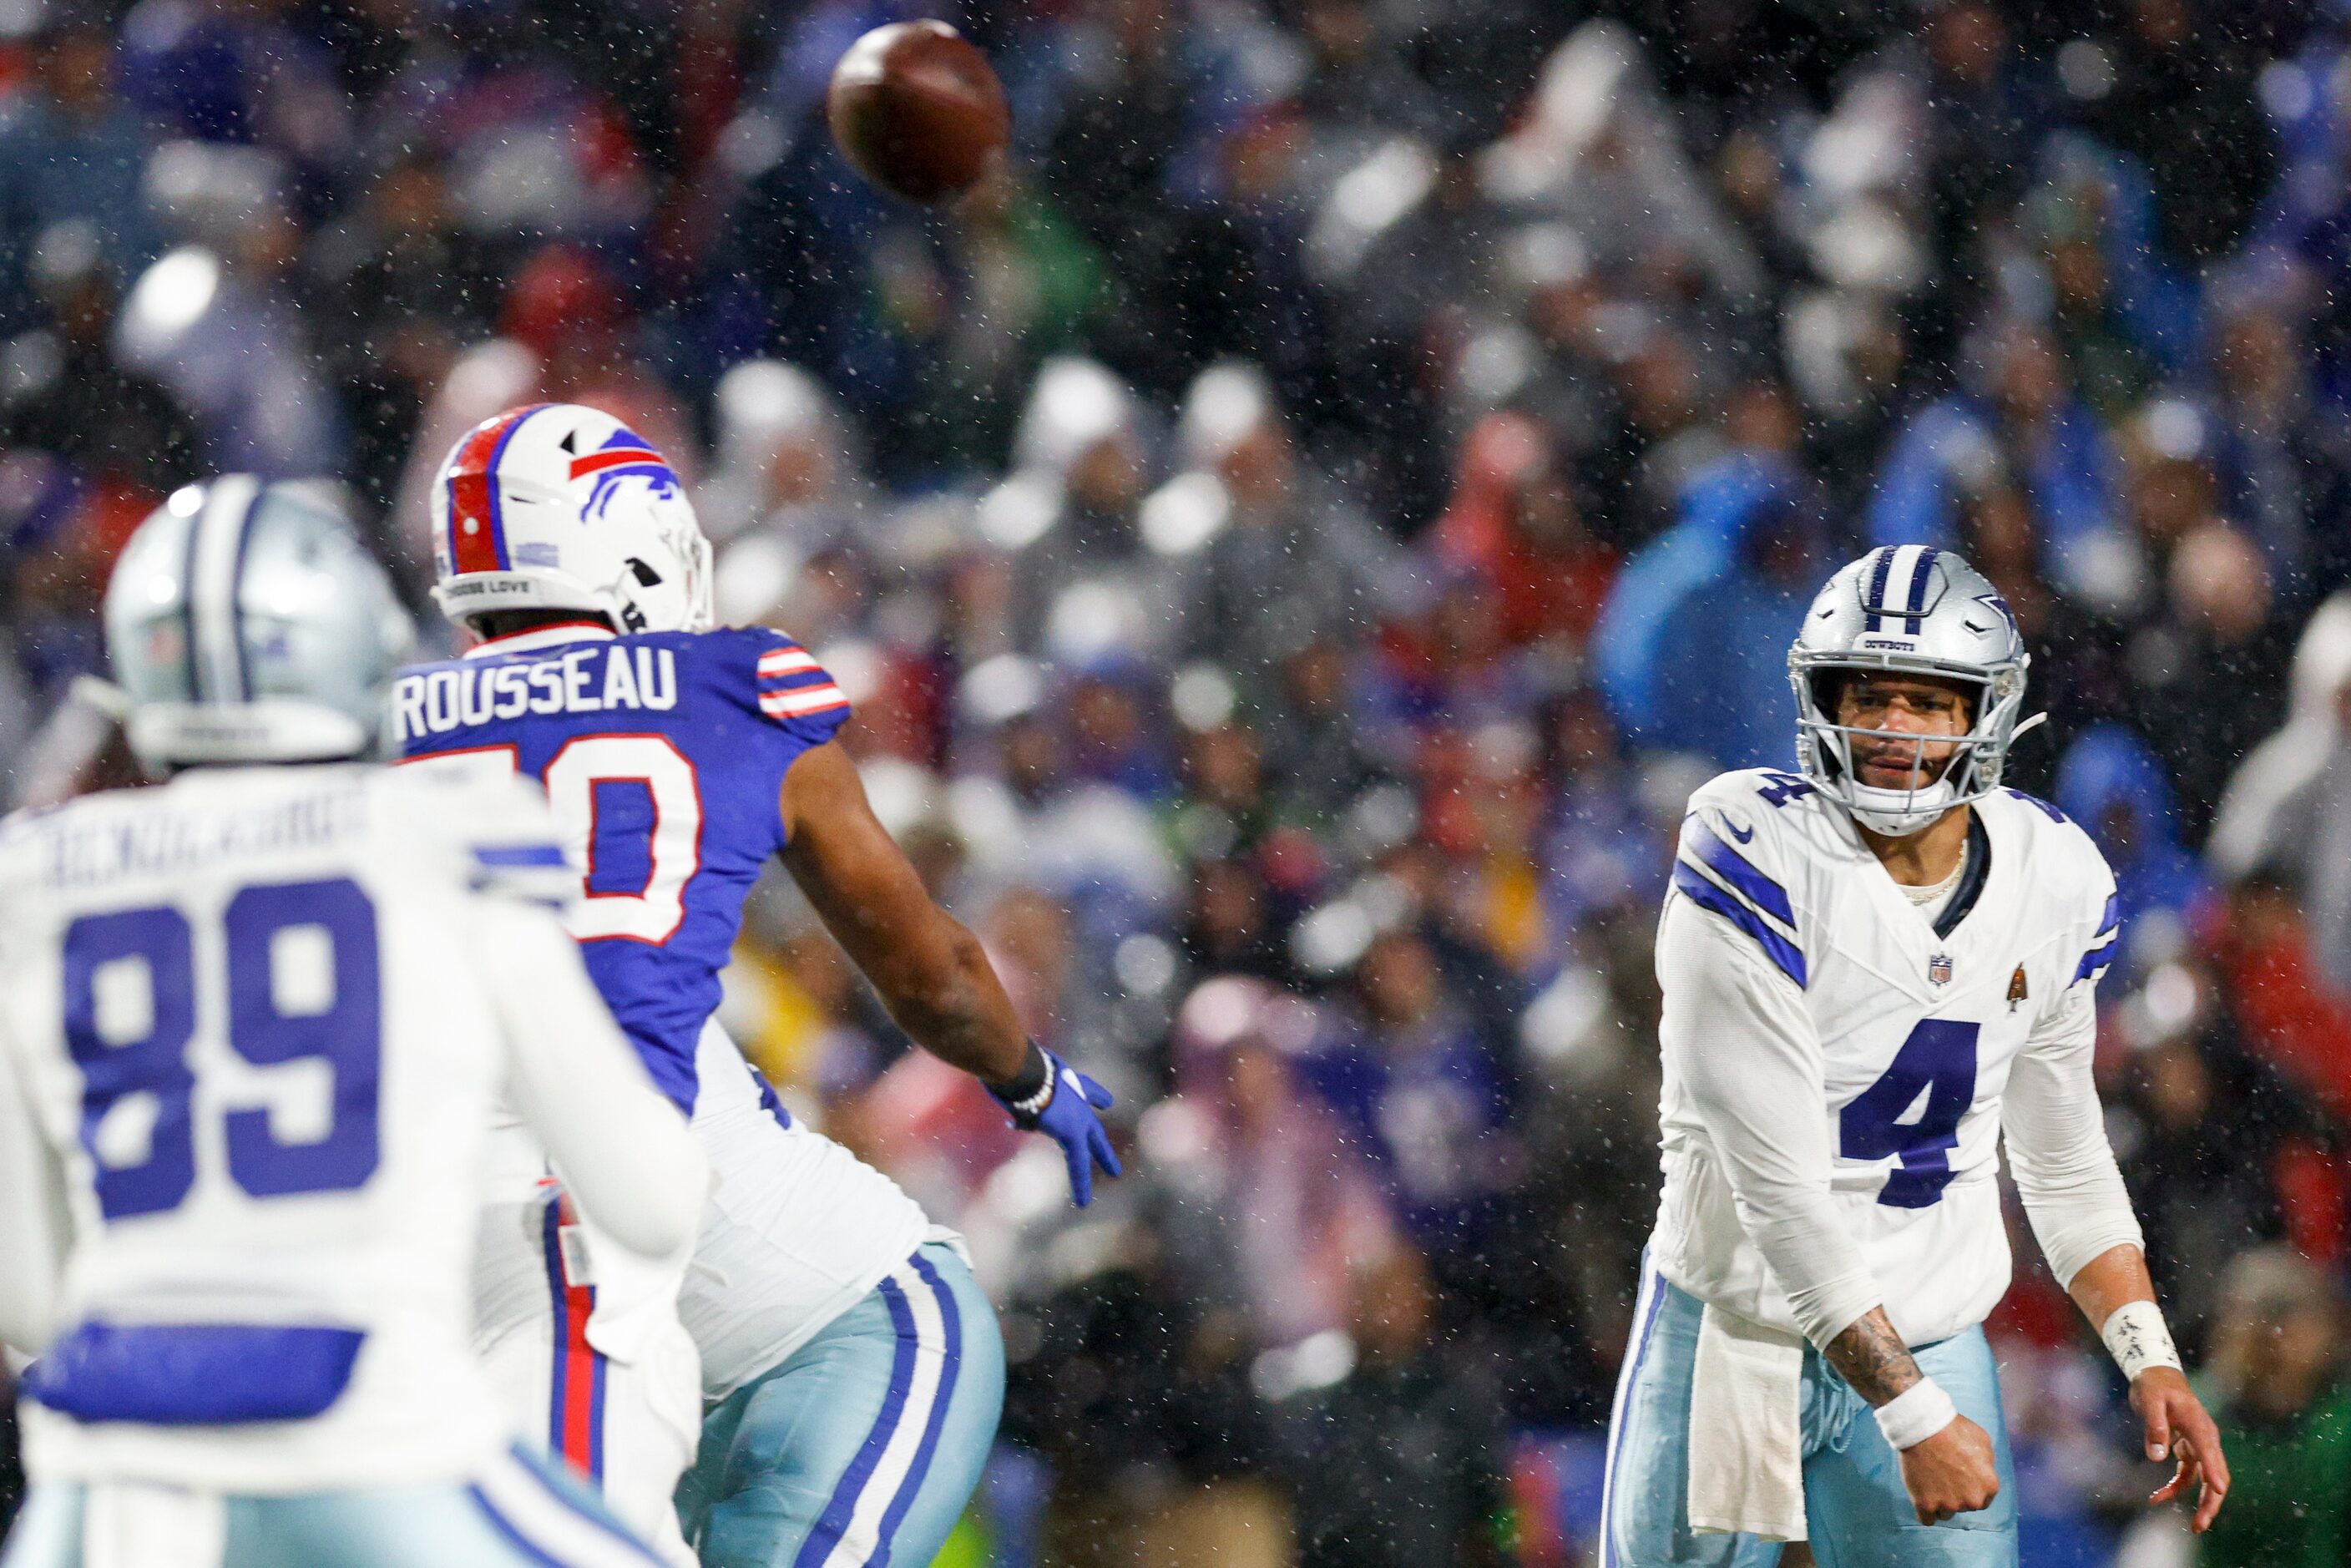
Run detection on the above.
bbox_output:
[507,1446,666,1565]
[1600,1258,1665,1568]
[468,1485,569,1568]
[871,1253,964,1565]
[790,1275,922,1568]
[540,1198,569,1459]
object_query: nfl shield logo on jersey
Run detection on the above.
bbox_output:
[1927,953,1954,987]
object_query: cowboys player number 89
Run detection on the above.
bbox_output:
[1602,546,2228,1567]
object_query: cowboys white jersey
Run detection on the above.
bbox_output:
[1650,768,2138,1349]
[0,762,699,1495]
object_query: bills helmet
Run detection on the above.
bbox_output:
[1787,544,2038,837]
[428,403,713,636]
[105,478,414,769]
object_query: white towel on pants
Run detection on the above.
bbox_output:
[1686,1302,1808,1541]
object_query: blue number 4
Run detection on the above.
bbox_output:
[63,878,382,1222]
[1756,771,1816,808]
[1841,1019,1978,1208]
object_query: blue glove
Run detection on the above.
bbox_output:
[987,1045,1121,1206]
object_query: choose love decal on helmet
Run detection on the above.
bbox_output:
[429,403,714,636]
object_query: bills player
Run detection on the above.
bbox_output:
[1601,546,2227,1565]
[394,404,1119,1568]
[0,480,702,1566]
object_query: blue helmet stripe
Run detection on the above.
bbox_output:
[1906,549,1937,614]
[226,486,258,700]
[177,493,205,701]
[1863,545,1897,632]
[185,478,263,704]
[482,406,549,573]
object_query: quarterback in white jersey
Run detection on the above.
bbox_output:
[1601,546,2227,1567]
[0,481,702,1568]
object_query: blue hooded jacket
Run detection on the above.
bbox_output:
[1595,454,1820,770]
[2053,724,2212,943]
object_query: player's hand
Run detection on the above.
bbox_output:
[2132,1365,2229,1532]
[989,1050,1121,1207]
[1896,1414,2000,1525]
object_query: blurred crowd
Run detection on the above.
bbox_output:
[7,0,2351,1562]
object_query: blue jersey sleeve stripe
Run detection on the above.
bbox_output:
[2096,893,2119,939]
[472,843,569,869]
[2073,938,2117,984]
[2005,788,2069,823]
[1685,817,1794,925]
[1672,861,1807,988]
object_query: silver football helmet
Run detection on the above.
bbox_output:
[104,478,415,770]
[1787,545,2035,837]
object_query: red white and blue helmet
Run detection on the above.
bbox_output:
[428,403,714,636]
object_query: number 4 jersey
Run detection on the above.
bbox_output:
[392,625,852,1114]
[1650,770,2143,1350]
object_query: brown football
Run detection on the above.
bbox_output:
[827,21,1009,205]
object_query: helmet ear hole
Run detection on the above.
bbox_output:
[628,558,663,586]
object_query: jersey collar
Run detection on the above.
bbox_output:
[462,622,617,660]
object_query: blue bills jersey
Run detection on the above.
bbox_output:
[392,625,851,1111]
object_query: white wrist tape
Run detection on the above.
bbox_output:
[1873,1378,1959,1451]
[2101,1300,2183,1382]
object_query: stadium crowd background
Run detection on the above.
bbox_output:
[2,0,2349,1562]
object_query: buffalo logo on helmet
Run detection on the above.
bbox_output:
[568,426,682,520]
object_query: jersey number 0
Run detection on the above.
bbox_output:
[429,737,705,945]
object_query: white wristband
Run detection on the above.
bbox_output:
[1873,1377,1959,1451]
[2101,1300,2183,1382]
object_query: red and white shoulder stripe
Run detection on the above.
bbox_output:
[755,641,851,721]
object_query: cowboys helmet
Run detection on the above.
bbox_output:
[1787,544,2034,837]
[428,402,713,637]
[104,478,414,770]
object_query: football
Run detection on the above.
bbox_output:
[826,20,1010,205]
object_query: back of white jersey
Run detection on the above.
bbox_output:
[680,1021,933,1401]
[0,763,574,1492]
[1652,769,2122,1346]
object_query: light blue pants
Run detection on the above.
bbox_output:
[675,1244,1004,1568]
[1601,1265,2018,1568]
[0,1444,665,1567]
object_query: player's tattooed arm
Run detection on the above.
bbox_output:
[779,741,1032,1084]
[1824,1307,1926,1405]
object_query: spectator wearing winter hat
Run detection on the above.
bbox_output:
[1162,359,1401,683]
[1428,408,1615,653]
[980,356,1165,658]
